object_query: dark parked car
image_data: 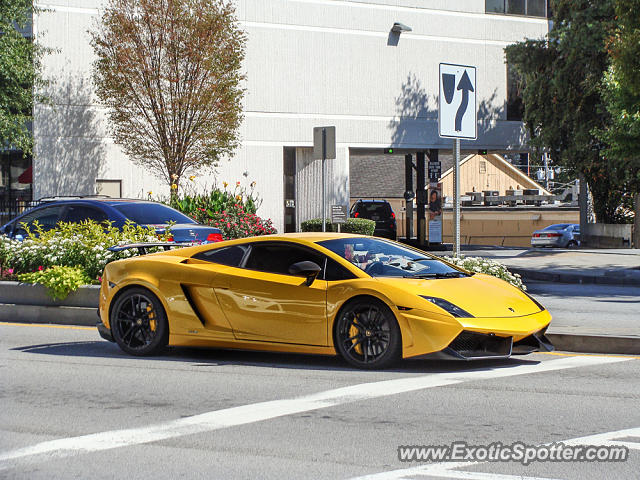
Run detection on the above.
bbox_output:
[350,199,397,240]
[0,197,223,243]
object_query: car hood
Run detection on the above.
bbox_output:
[376,273,541,318]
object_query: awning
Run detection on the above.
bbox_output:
[18,166,32,184]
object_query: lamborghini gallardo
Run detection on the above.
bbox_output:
[97,233,553,369]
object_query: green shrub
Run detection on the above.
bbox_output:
[442,255,526,291]
[300,218,375,235]
[17,266,92,300]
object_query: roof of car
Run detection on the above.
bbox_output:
[38,197,159,206]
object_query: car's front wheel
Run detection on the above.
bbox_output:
[110,287,169,356]
[334,298,402,369]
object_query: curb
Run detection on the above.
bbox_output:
[0,303,97,326]
[510,268,640,286]
[547,333,640,355]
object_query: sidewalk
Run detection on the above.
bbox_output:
[458,246,640,286]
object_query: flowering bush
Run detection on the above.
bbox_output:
[169,181,261,222]
[442,255,526,291]
[168,181,277,239]
[205,203,276,240]
[17,266,92,300]
[0,220,171,282]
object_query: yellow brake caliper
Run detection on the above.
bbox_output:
[147,305,156,332]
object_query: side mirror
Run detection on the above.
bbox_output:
[289,261,322,286]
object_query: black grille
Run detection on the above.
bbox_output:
[446,331,512,359]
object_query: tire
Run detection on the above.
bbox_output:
[334,297,402,369]
[110,287,169,356]
[566,240,578,248]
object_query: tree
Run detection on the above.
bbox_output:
[598,0,640,245]
[0,0,47,155]
[91,0,245,194]
[505,0,622,223]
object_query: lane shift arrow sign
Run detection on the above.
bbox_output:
[455,70,474,132]
[438,63,477,140]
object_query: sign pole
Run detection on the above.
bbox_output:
[322,128,326,232]
[453,138,461,257]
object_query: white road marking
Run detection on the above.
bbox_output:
[352,427,640,480]
[0,355,631,469]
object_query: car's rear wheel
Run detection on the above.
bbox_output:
[334,298,401,369]
[567,240,578,248]
[110,287,168,356]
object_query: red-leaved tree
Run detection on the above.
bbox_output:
[91,0,245,194]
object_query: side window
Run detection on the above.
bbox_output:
[244,243,325,276]
[192,245,249,267]
[324,258,357,281]
[14,206,66,236]
[62,205,108,223]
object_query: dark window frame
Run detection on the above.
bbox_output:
[191,244,251,267]
[485,0,548,18]
[192,240,357,281]
[62,203,109,223]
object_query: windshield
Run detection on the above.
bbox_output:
[112,203,196,225]
[317,237,469,278]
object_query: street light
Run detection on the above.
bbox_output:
[391,22,412,33]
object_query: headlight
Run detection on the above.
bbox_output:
[420,296,474,318]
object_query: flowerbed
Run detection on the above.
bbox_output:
[0,221,172,299]
[443,255,526,290]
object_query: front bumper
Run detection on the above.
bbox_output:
[429,327,554,360]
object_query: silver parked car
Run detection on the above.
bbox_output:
[531,223,580,248]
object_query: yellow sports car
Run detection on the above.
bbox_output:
[97,233,553,369]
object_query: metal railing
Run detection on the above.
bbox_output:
[0,198,41,224]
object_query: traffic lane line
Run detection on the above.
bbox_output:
[0,355,632,470]
[0,322,95,331]
[351,427,640,480]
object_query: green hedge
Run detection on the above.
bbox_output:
[300,218,375,235]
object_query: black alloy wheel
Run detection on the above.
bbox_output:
[334,298,401,369]
[110,287,169,356]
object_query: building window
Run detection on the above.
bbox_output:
[479,161,487,174]
[506,63,524,121]
[485,0,548,18]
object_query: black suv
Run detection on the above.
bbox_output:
[350,199,397,240]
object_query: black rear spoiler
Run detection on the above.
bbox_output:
[108,242,199,255]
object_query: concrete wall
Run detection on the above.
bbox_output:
[351,198,579,247]
[584,223,633,248]
[33,1,549,231]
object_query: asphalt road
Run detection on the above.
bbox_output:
[1,322,639,479]
[526,282,640,337]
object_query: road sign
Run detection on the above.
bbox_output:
[438,63,477,140]
[428,161,441,182]
[312,126,336,160]
[331,205,347,224]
